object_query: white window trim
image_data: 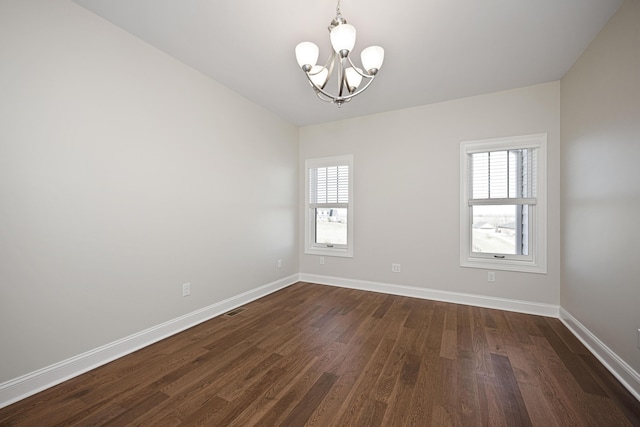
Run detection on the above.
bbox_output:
[460,134,547,274]
[305,155,354,258]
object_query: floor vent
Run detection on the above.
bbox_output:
[224,307,246,317]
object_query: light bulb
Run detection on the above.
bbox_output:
[309,65,329,88]
[345,67,363,91]
[361,46,384,74]
[330,24,356,55]
[295,42,319,69]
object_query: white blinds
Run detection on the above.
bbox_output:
[469,148,537,205]
[309,165,349,206]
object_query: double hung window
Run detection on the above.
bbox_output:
[305,155,353,257]
[460,134,547,273]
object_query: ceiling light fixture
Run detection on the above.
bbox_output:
[295,0,384,107]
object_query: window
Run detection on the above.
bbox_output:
[305,155,353,257]
[460,134,547,273]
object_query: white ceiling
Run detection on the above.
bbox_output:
[74,0,622,126]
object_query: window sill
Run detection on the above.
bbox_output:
[305,247,353,258]
[460,257,546,274]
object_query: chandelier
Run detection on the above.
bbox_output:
[294,0,384,107]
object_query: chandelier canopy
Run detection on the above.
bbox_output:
[295,0,384,107]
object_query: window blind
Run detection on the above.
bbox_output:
[469,148,537,205]
[309,165,349,206]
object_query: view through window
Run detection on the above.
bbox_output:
[315,208,347,245]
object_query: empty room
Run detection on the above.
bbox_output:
[1,0,639,425]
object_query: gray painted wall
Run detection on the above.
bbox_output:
[0,0,299,383]
[299,82,561,306]
[561,0,640,375]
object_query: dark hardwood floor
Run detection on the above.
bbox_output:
[1,282,639,426]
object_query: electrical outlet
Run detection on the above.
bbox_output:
[320,256,325,265]
[488,272,495,282]
[277,259,282,269]
[182,283,191,297]
[391,263,401,273]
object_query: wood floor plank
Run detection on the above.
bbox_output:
[234,337,347,425]
[372,294,395,319]
[373,326,418,404]
[528,334,599,425]
[477,373,509,427]
[490,353,533,426]
[309,308,391,425]
[579,352,640,426]
[517,382,562,427]
[384,352,422,425]
[332,336,396,425]
[456,304,474,352]
[355,398,387,427]
[471,306,496,378]
[1,282,638,426]
[101,390,169,426]
[440,306,458,360]
[502,343,563,426]
[231,352,319,426]
[505,312,537,345]
[430,357,459,426]
[279,372,338,427]
[457,349,482,426]
[484,325,505,355]
[534,316,607,397]
[401,363,429,424]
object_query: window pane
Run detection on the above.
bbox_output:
[315,208,347,245]
[472,205,527,255]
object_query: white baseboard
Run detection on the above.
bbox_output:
[559,308,640,401]
[0,274,299,410]
[299,273,559,317]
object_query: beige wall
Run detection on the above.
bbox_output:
[561,0,640,375]
[0,0,298,383]
[299,82,561,305]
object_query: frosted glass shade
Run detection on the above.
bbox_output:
[361,46,384,73]
[330,24,356,54]
[309,65,329,88]
[345,67,363,90]
[295,42,319,68]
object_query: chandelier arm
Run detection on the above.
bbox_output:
[345,56,375,79]
[303,70,344,102]
[336,74,377,101]
[303,62,376,104]
[307,68,327,90]
[304,52,337,91]
[325,52,337,84]
[315,90,336,103]
[338,57,346,98]
[306,74,349,103]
